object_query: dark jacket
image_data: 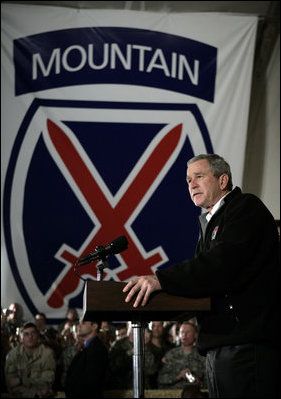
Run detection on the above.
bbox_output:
[64,336,108,398]
[156,187,280,354]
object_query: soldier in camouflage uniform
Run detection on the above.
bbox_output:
[158,321,207,390]
[57,326,84,389]
[145,321,175,388]
[5,322,56,397]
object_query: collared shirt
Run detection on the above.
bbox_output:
[206,192,230,223]
[83,336,96,349]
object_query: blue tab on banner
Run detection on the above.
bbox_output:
[14,27,217,101]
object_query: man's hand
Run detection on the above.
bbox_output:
[176,368,191,381]
[122,275,162,308]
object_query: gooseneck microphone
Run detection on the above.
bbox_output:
[77,235,128,266]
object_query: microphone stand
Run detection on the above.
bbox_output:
[96,259,108,281]
[95,247,108,282]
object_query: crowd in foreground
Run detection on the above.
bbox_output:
[1,303,208,398]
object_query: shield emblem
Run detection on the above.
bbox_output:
[3,98,213,322]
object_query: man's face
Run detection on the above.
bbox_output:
[35,315,45,330]
[67,309,77,321]
[8,304,17,320]
[22,327,39,350]
[186,159,223,211]
[179,324,197,347]
[78,321,96,338]
[151,321,164,338]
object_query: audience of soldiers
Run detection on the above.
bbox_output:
[1,303,207,397]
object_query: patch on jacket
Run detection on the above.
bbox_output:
[211,226,219,240]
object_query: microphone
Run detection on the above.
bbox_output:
[77,236,128,266]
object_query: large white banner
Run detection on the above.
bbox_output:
[1,4,257,323]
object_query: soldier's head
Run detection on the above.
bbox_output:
[66,308,79,323]
[179,322,197,349]
[149,321,164,339]
[35,312,47,330]
[7,302,23,321]
[21,322,40,350]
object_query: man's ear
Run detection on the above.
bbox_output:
[219,173,229,190]
[92,321,100,331]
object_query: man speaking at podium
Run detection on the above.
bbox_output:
[123,154,280,398]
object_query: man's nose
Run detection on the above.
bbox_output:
[189,179,198,189]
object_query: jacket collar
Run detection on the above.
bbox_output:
[198,187,241,234]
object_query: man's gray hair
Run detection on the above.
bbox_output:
[187,154,233,191]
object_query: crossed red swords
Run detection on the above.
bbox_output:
[46,119,183,308]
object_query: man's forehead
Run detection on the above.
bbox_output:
[79,320,92,325]
[23,327,37,333]
[180,323,196,332]
[187,159,210,174]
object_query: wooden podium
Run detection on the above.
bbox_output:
[82,280,210,321]
[82,280,210,398]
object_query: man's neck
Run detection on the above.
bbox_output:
[83,333,96,346]
[151,336,162,347]
[84,333,95,340]
[24,346,38,356]
[182,344,193,353]
[206,190,230,214]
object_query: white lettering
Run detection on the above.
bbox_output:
[88,43,109,70]
[31,43,200,88]
[146,48,170,77]
[132,44,152,71]
[62,45,87,72]
[171,52,177,78]
[178,55,199,85]
[32,48,60,80]
[110,43,131,70]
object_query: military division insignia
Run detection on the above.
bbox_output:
[211,226,219,240]
[3,25,215,322]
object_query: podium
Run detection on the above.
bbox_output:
[82,280,210,398]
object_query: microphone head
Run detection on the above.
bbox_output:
[110,236,128,254]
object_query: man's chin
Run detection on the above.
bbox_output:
[193,199,203,207]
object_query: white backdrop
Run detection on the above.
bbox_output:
[1,4,257,323]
